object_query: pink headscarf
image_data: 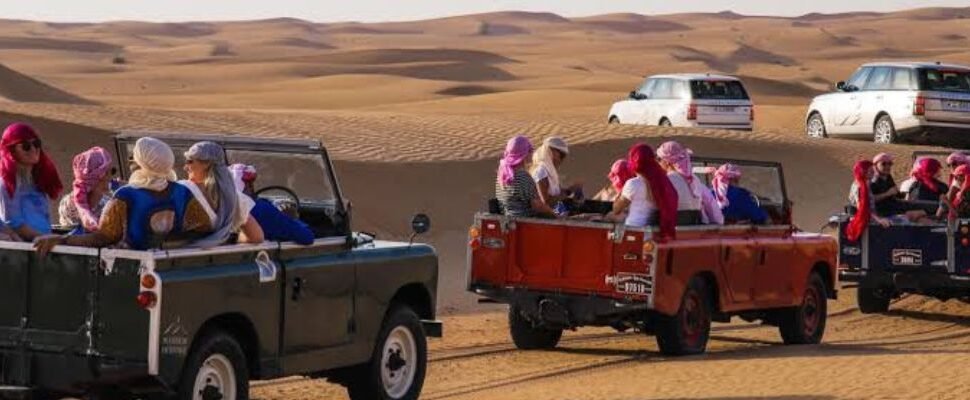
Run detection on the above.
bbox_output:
[608,159,635,192]
[947,152,970,168]
[656,141,695,187]
[72,147,113,231]
[913,158,943,194]
[498,136,533,187]
[229,163,257,192]
[712,163,742,208]
[872,153,893,165]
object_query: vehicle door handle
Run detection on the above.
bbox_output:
[292,277,306,301]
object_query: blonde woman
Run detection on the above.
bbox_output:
[531,137,582,209]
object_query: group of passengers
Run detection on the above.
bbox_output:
[0,122,313,256]
[494,136,768,241]
[846,151,970,241]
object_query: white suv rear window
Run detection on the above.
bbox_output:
[919,69,970,93]
[690,80,749,100]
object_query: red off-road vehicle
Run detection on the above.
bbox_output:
[467,158,838,355]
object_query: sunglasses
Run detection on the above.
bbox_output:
[11,139,42,152]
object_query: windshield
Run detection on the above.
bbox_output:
[226,150,336,204]
[692,161,785,205]
[690,80,750,100]
[918,68,970,93]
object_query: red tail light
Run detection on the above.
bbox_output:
[914,95,926,116]
[136,291,157,309]
[749,105,755,121]
[687,103,698,120]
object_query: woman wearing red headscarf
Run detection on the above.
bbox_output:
[847,160,890,242]
[905,158,948,203]
[0,123,63,240]
[949,165,970,219]
[606,143,678,241]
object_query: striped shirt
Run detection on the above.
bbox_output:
[496,169,538,217]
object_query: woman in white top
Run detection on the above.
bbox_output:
[180,141,264,246]
[606,144,679,241]
[656,141,724,225]
[531,137,582,207]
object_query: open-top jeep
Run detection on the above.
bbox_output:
[0,132,441,400]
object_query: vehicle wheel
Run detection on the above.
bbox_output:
[177,331,249,400]
[346,306,427,400]
[778,273,828,345]
[508,305,563,350]
[806,113,827,138]
[857,285,891,314]
[873,114,898,144]
[659,118,672,127]
[655,277,711,356]
[608,116,620,125]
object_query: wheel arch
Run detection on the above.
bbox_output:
[388,282,435,321]
[874,111,891,128]
[692,271,722,313]
[811,261,837,300]
[608,115,619,123]
[188,312,262,380]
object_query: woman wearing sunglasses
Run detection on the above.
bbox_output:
[0,123,63,241]
[58,147,115,234]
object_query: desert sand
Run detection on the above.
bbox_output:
[2,6,970,399]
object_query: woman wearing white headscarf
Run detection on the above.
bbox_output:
[531,137,582,208]
[180,141,263,246]
[34,137,213,255]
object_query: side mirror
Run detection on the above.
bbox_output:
[835,81,846,91]
[411,213,431,235]
[628,90,638,99]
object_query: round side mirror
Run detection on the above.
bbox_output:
[411,214,431,235]
[835,81,846,91]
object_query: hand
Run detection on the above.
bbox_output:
[875,217,891,228]
[33,235,65,258]
[887,187,899,197]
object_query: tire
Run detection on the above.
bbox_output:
[806,112,827,138]
[346,306,427,400]
[508,305,563,350]
[177,331,249,400]
[608,116,620,125]
[778,273,828,345]
[873,114,898,144]
[659,118,672,127]
[655,277,712,356]
[857,285,892,314]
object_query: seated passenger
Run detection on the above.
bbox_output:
[947,152,970,189]
[33,137,213,254]
[949,165,970,218]
[59,147,114,234]
[531,137,582,215]
[846,160,891,242]
[606,143,678,240]
[906,158,948,206]
[656,141,724,225]
[181,142,264,246]
[230,164,314,245]
[0,123,63,241]
[593,159,635,201]
[711,163,768,225]
[495,136,556,218]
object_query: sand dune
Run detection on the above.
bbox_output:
[0,63,94,104]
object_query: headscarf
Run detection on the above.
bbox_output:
[498,136,533,187]
[872,153,893,165]
[71,147,113,231]
[128,137,178,191]
[185,141,238,248]
[229,163,257,192]
[913,157,943,194]
[947,152,969,168]
[656,141,695,187]
[1,123,63,199]
[629,143,678,241]
[712,163,743,208]
[953,165,970,217]
[608,159,635,192]
[846,160,874,242]
[531,137,569,195]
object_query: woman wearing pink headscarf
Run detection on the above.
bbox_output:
[593,159,635,201]
[58,147,114,233]
[712,163,768,224]
[655,141,723,225]
[495,136,556,218]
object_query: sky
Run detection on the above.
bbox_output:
[3,0,969,22]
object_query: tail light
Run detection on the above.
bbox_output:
[687,103,698,121]
[468,226,482,250]
[749,105,755,121]
[914,95,926,116]
[136,291,157,309]
[140,274,157,289]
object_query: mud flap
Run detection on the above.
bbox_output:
[538,298,571,327]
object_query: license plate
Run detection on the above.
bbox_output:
[944,100,970,112]
[713,106,736,113]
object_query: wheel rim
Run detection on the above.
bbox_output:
[680,291,706,348]
[875,119,893,143]
[807,116,825,138]
[802,285,821,337]
[382,326,418,399]
[661,120,672,127]
[193,354,236,400]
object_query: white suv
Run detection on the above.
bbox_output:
[806,62,970,144]
[608,74,754,131]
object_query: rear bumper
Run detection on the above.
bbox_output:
[692,123,753,131]
[0,349,155,395]
[421,320,443,338]
[841,268,970,292]
[469,283,651,328]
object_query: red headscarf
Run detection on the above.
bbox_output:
[629,143,678,241]
[913,157,943,194]
[0,123,63,199]
[608,159,635,192]
[952,165,970,216]
[846,160,873,242]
